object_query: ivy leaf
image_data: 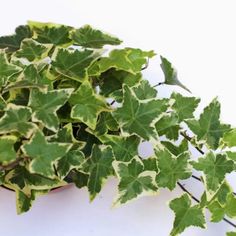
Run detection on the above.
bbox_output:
[28,21,72,45]
[160,56,191,93]
[191,151,234,192]
[222,129,236,147]
[16,190,37,214]
[0,135,17,165]
[0,104,37,138]
[52,48,96,81]
[155,145,191,190]
[93,112,119,136]
[113,157,157,205]
[83,145,114,200]
[88,48,155,76]
[0,50,22,80]
[171,92,200,122]
[70,81,110,129]
[161,139,189,156]
[226,151,236,161]
[16,189,48,214]
[0,95,6,110]
[29,88,73,132]
[48,123,79,144]
[14,39,52,62]
[113,85,168,140]
[99,69,142,97]
[22,130,71,178]
[100,134,140,162]
[132,80,157,100]
[155,112,180,140]
[75,124,101,156]
[71,25,122,48]
[227,232,236,236]
[185,98,231,149]
[6,165,65,194]
[208,194,236,222]
[56,150,85,179]
[70,170,89,189]
[169,194,206,236]
[0,25,32,52]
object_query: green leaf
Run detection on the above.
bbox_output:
[155,145,191,190]
[16,189,48,214]
[0,171,5,184]
[16,190,36,214]
[222,129,236,147]
[113,157,157,205]
[56,150,85,179]
[226,151,236,161]
[0,95,6,110]
[83,145,114,200]
[171,92,200,122]
[227,232,236,236]
[70,81,110,129]
[71,25,122,48]
[75,123,101,156]
[0,50,22,80]
[132,80,157,100]
[99,69,142,97]
[0,135,17,165]
[70,170,89,189]
[0,25,32,52]
[28,21,72,45]
[29,88,73,132]
[155,112,180,140]
[52,48,96,81]
[161,139,189,156]
[22,130,71,178]
[6,165,65,193]
[169,194,206,236]
[22,64,53,88]
[0,104,37,138]
[100,134,140,162]
[48,123,79,144]
[113,85,168,140]
[209,181,232,205]
[93,112,119,136]
[160,56,191,93]
[185,98,231,149]
[191,151,234,192]
[15,39,52,62]
[208,193,236,222]
[88,48,155,76]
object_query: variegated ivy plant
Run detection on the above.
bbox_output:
[0,21,236,236]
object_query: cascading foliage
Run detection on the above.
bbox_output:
[0,21,236,235]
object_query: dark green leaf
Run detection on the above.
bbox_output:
[160,56,191,93]
[169,194,206,236]
[71,25,122,48]
[0,25,32,52]
[113,85,168,140]
[186,98,231,149]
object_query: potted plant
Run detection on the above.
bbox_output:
[0,21,236,235]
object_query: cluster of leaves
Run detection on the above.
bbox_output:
[0,21,236,235]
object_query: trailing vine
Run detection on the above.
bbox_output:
[0,21,236,235]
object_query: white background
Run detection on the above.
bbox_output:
[0,0,236,235]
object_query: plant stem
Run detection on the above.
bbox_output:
[180,131,204,155]
[177,181,236,228]
[153,82,165,88]
[110,100,115,105]
[141,58,149,71]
